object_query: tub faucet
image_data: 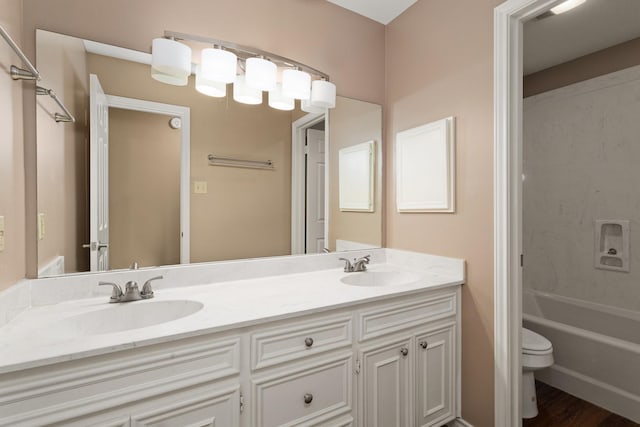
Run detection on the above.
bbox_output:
[98,276,163,303]
[339,255,371,272]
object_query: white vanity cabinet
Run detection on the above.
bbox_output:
[0,286,460,427]
[356,289,459,427]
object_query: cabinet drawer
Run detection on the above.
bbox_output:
[251,316,352,370]
[358,292,456,341]
[131,385,240,427]
[252,354,352,427]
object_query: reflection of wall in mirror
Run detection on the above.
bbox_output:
[87,54,295,265]
[108,109,180,269]
[329,97,382,251]
[36,30,89,275]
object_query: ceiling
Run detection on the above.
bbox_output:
[326,0,416,25]
[524,0,640,75]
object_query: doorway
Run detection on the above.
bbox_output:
[88,78,190,271]
[291,112,328,254]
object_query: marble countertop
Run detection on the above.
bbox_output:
[0,250,464,374]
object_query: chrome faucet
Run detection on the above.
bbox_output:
[339,255,371,272]
[99,276,163,303]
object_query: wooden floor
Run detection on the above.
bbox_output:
[523,381,639,427]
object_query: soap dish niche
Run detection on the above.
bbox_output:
[594,220,629,272]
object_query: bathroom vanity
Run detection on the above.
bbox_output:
[0,249,463,427]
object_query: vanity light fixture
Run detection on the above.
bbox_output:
[195,47,236,97]
[301,98,327,114]
[310,79,337,109]
[245,57,277,92]
[151,37,192,86]
[152,31,336,111]
[282,68,311,100]
[550,0,586,14]
[268,83,295,111]
[233,75,263,105]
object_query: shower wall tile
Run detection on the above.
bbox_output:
[523,65,640,312]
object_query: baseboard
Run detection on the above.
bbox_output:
[538,365,640,423]
[450,418,474,427]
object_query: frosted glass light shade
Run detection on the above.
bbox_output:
[245,57,277,91]
[550,0,586,14]
[233,76,262,105]
[195,64,226,97]
[268,84,295,111]
[301,98,326,114]
[200,48,237,83]
[282,69,311,100]
[151,38,191,86]
[311,80,336,108]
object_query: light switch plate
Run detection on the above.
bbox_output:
[38,213,45,240]
[0,216,5,252]
[194,181,208,194]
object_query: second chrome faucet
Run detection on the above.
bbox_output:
[99,276,163,303]
[339,255,371,272]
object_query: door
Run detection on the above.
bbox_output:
[305,128,325,253]
[359,337,412,427]
[89,74,110,271]
[415,325,455,427]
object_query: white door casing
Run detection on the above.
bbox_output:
[305,128,326,253]
[494,1,559,425]
[89,74,110,272]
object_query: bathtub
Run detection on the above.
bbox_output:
[523,289,640,423]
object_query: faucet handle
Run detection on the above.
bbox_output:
[99,281,123,303]
[338,257,354,272]
[141,275,163,299]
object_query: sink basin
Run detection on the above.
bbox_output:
[57,300,204,336]
[340,270,420,287]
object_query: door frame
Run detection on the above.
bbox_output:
[106,95,191,264]
[493,0,561,425]
[291,112,328,254]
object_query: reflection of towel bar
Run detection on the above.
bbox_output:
[36,86,76,123]
[208,154,274,170]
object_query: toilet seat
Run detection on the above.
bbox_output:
[522,328,552,353]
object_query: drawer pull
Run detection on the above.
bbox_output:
[400,347,409,357]
[303,393,314,404]
[419,341,428,349]
[304,337,314,347]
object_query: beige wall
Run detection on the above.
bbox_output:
[21,0,387,277]
[329,96,382,250]
[0,0,25,291]
[88,54,294,263]
[385,1,501,426]
[109,109,180,269]
[35,30,89,274]
[524,37,640,97]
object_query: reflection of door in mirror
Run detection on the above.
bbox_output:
[88,74,110,271]
[305,127,326,253]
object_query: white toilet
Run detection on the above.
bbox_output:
[521,327,554,419]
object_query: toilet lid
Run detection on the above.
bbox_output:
[522,328,552,352]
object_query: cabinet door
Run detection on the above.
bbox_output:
[131,385,239,427]
[359,337,412,427]
[415,324,455,427]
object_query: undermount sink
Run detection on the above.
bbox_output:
[340,270,420,287]
[57,300,204,336]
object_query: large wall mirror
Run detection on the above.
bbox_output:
[35,30,382,277]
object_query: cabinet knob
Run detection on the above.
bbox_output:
[303,393,313,404]
[400,347,409,356]
[304,337,314,347]
[419,341,428,349]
